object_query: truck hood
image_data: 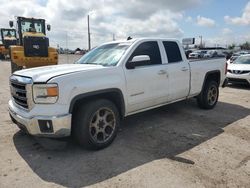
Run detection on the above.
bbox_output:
[228,63,250,70]
[14,64,105,82]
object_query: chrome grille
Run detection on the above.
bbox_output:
[10,75,32,109]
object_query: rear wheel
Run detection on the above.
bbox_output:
[197,80,219,109]
[72,99,120,150]
[11,61,22,73]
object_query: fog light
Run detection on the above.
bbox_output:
[38,120,54,133]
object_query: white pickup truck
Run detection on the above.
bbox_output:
[9,38,227,149]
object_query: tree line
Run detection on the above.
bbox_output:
[228,42,250,50]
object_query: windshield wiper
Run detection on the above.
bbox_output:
[84,63,99,65]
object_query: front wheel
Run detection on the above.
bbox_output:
[197,80,219,109]
[72,99,120,150]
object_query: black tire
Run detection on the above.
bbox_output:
[72,99,120,150]
[197,80,219,109]
[11,61,22,73]
[0,54,4,60]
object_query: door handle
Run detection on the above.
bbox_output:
[158,70,167,75]
[181,67,189,71]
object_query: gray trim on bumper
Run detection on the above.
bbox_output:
[9,107,72,137]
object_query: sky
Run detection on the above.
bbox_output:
[0,0,249,49]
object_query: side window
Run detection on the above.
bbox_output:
[163,41,182,63]
[130,41,162,66]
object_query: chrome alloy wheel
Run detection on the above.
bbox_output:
[89,107,116,144]
[207,85,218,106]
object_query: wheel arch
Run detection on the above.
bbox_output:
[197,70,220,109]
[201,70,221,91]
[69,88,126,118]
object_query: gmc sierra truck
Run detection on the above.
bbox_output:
[9,38,227,149]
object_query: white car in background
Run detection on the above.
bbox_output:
[237,51,250,56]
[227,54,250,85]
[228,51,250,64]
[189,51,202,59]
[227,55,239,64]
[204,50,217,58]
[204,51,213,58]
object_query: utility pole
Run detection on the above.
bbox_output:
[112,33,115,41]
[66,31,69,63]
[87,15,91,51]
[199,35,203,48]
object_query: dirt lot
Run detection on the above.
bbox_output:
[0,55,249,188]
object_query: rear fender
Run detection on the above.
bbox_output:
[200,70,221,92]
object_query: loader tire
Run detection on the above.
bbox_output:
[11,61,22,73]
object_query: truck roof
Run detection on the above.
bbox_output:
[103,37,179,45]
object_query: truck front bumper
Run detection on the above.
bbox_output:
[9,102,72,137]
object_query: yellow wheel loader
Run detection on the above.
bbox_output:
[0,28,17,60]
[9,17,58,73]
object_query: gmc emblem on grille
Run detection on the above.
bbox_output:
[33,45,40,49]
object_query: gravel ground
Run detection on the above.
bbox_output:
[0,55,249,188]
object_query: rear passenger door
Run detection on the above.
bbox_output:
[124,41,169,113]
[162,41,190,101]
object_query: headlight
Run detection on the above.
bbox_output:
[33,84,58,104]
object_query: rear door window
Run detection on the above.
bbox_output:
[163,41,183,63]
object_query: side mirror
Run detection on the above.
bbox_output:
[47,24,51,31]
[9,21,14,28]
[126,55,150,69]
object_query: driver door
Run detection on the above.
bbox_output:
[124,41,169,113]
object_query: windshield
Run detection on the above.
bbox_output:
[234,56,250,64]
[20,20,44,33]
[2,30,15,38]
[75,42,131,66]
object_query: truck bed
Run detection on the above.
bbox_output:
[189,57,226,96]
